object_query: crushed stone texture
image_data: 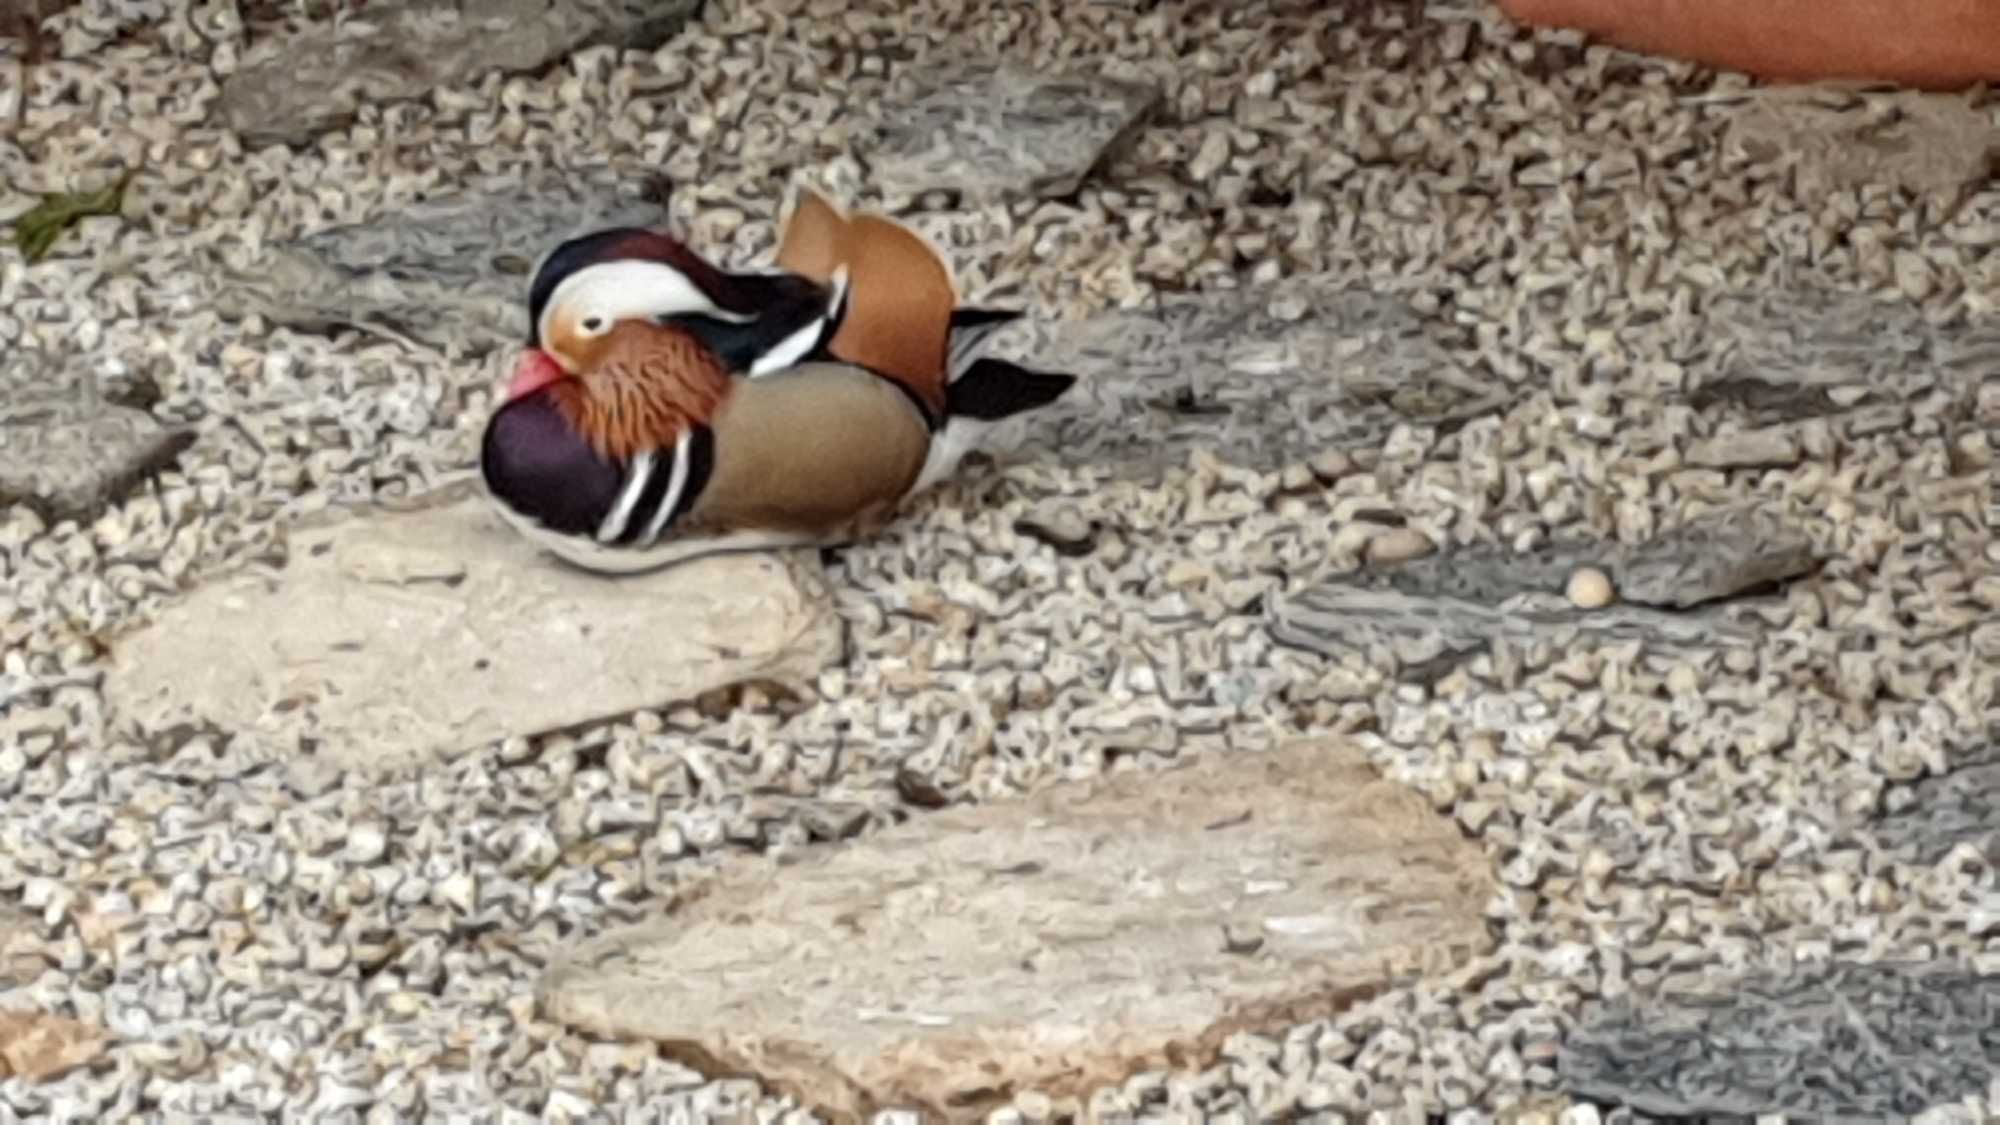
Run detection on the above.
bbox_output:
[3,0,1999,1119]
[102,486,840,773]
[539,740,1495,1123]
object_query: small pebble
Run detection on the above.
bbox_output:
[1566,567,1617,609]
[1367,528,1437,565]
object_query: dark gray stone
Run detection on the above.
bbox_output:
[988,279,1510,479]
[868,60,1159,201]
[1871,741,2000,867]
[1690,286,2000,427]
[1268,583,1759,678]
[1615,505,1820,609]
[1562,960,2000,1118]
[205,176,668,353]
[0,355,192,524]
[1369,504,1817,611]
[218,0,705,148]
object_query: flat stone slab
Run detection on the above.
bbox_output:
[1692,286,2000,425]
[102,484,839,773]
[1269,584,1760,677]
[1562,960,2000,1118]
[1380,504,1820,611]
[1871,741,2000,867]
[0,356,192,524]
[1729,88,1999,199]
[990,280,1508,478]
[217,0,704,148]
[206,177,668,353]
[537,740,1495,1122]
[1270,503,1812,672]
[867,60,1159,202]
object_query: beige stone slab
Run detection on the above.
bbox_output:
[102,486,840,774]
[537,740,1497,1122]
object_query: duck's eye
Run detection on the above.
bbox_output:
[581,316,606,334]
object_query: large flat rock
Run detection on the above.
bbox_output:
[102,484,840,773]
[537,740,1496,1122]
[0,356,192,524]
[206,177,669,353]
[990,280,1508,478]
[867,60,1159,202]
[218,0,705,148]
[1562,960,2000,1118]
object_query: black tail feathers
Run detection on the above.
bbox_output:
[945,357,1077,422]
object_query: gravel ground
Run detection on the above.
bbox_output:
[2,0,1998,1121]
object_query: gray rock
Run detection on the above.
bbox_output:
[1268,583,1758,678]
[867,60,1159,202]
[206,177,669,353]
[1377,502,1819,612]
[1871,741,2000,866]
[1693,286,2000,424]
[988,280,1508,478]
[101,483,840,775]
[0,356,192,524]
[537,740,1495,1123]
[1561,960,2000,1118]
[1612,504,1820,609]
[1729,88,1999,199]
[217,0,705,148]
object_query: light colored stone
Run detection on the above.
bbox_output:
[0,1009,107,1082]
[1367,527,1436,565]
[537,741,1495,1122]
[1685,426,1803,470]
[868,60,1159,201]
[206,176,669,353]
[1730,88,1999,199]
[216,0,706,147]
[1565,566,1615,610]
[101,484,839,773]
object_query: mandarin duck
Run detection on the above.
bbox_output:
[479,188,1077,574]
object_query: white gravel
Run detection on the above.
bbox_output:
[1,0,1997,1120]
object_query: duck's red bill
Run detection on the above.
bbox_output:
[505,348,565,402]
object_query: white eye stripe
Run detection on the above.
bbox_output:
[540,260,753,347]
